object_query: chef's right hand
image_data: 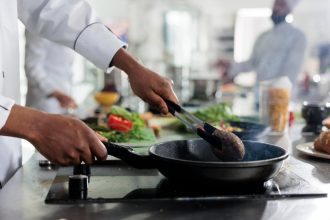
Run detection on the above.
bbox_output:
[111,48,179,114]
[0,105,108,165]
[127,65,178,115]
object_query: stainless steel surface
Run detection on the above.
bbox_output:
[0,124,330,220]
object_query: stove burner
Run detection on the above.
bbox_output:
[45,163,326,204]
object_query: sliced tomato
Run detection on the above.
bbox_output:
[108,114,133,132]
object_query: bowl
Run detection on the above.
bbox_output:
[94,92,119,106]
[229,120,269,140]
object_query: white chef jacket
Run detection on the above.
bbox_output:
[0,0,125,187]
[229,22,307,87]
[25,30,75,114]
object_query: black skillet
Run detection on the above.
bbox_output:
[102,139,288,184]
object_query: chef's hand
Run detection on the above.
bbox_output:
[111,48,179,114]
[51,90,78,109]
[0,105,108,165]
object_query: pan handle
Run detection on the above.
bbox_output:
[102,141,156,169]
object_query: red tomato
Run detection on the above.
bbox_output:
[108,115,133,132]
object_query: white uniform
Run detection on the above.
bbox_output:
[25,30,75,114]
[0,0,125,187]
[229,22,307,87]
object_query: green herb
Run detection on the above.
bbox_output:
[165,103,239,131]
[193,103,239,123]
[99,128,156,143]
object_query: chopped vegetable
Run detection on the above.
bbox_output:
[219,120,243,132]
[85,105,156,143]
[108,106,145,129]
[108,115,133,132]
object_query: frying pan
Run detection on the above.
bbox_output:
[103,139,289,184]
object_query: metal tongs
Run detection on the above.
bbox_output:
[165,99,245,161]
[165,99,222,150]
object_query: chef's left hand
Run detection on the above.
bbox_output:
[52,90,78,109]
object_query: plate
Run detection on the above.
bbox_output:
[296,142,330,159]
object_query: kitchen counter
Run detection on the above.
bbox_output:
[0,125,330,220]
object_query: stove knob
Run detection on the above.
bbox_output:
[73,164,91,182]
[68,175,88,200]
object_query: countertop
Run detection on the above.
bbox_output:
[0,125,330,220]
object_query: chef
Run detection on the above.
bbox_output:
[0,0,178,188]
[25,30,78,114]
[218,0,307,97]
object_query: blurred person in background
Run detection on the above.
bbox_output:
[218,0,307,100]
[25,30,78,114]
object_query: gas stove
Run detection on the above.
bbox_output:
[45,161,326,204]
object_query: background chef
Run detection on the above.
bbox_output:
[25,30,78,114]
[218,0,307,100]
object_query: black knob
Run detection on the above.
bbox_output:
[68,175,88,200]
[73,164,91,182]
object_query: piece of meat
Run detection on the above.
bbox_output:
[212,129,245,161]
[314,131,330,154]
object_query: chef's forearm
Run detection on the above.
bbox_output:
[0,105,45,142]
[111,48,141,76]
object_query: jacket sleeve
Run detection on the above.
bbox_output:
[24,31,60,96]
[18,0,126,71]
[227,34,264,78]
[277,32,307,84]
[0,96,15,129]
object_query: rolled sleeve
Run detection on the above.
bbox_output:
[74,23,127,71]
[0,96,15,129]
[228,60,254,78]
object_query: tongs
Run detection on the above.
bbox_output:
[165,100,219,146]
[165,99,245,161]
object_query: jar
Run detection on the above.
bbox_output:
[259,77,292,134]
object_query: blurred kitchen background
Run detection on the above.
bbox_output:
[15,0,329,125]
[18,0,330,163]
[18,0,330,116]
